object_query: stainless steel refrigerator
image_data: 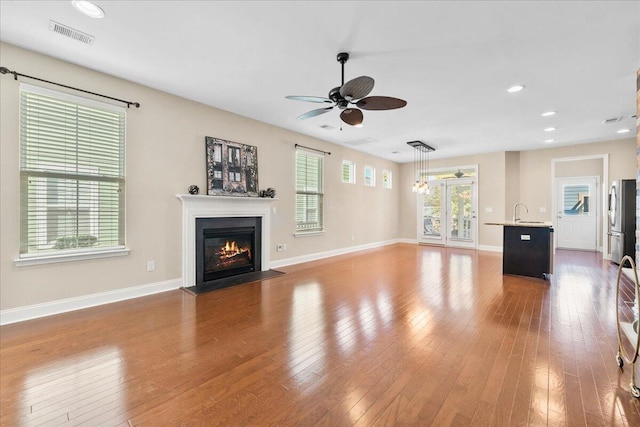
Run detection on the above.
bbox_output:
[609,179,636,264]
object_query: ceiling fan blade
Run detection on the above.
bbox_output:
[356,96,407,110]
[340,76,374,100]
[286,95,333,104]
[340,108,364,126]
[297,106,333,120]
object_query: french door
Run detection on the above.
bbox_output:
[418,179,477,248]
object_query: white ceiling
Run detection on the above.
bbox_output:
[1,1,639,162]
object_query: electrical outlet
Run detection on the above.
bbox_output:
[351,234,355,241]
[276,244,284,252]
[146,260,155,271]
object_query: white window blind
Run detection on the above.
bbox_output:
[296,150,323,232]
[19,85,126,256]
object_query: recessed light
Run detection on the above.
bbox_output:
[544,139,555,143]
[617,128,631,134]
[71,1,105,18]
[541,111,556,117]
[544,127,556,132]
[507,85,525,93]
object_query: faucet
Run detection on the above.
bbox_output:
[513,203,528,223]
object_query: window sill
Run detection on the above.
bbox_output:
[14,247,130,267]
[294,230,325,237]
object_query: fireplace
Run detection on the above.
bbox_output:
[196,217,262,286]
[177,194,273,289]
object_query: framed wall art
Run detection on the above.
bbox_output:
[205,136,259,196]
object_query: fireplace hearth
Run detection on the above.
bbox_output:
[196,217,262,287]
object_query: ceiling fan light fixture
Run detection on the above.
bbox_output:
[286,52,406,127]
[71,0,105,18]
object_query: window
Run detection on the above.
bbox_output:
[296,149,323,232]
[382,170,392,189]
[342,160,355,184]
[364,165,376,187]
[19,84,126,258]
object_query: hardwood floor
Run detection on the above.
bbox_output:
[1,244,640,426]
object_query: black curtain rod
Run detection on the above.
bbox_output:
[0,66,140,109]
[295,144,331,155]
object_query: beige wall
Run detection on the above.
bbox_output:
[399,139,635,249]
[555,158,603,178]
[0,43,400,310]
[505,151,521,220]
[1,42,636,312]
[518,139,636,223]
[399,151,507,248]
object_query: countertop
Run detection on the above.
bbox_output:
[485,221,553,228]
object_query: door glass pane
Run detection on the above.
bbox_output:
[563,184,590,216]
[449,184,473,240]
[422,185,441,238]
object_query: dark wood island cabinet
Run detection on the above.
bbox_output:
[487,222,554,279]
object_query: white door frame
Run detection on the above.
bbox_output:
[416,166,478,249]
[551,154,609,257]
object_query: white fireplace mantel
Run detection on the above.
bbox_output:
[177,194,274,287]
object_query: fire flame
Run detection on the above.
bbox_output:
[219,240,250,260]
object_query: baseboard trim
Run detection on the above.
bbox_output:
[270,239,405,269]
[478,245,503,253]
[0,278,182,326]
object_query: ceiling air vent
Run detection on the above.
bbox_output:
[49,20,95,45]
[602,117,624,124]
[345,137,379,146]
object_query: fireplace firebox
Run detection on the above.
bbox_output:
[195,217,262,286]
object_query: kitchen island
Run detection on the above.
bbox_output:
[486,221,554,279]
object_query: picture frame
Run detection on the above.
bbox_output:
[205,136,259,196]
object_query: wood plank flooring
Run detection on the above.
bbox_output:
[1,244,640,426]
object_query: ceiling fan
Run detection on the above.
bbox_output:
[286,52,407,127]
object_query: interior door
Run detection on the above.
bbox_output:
[556,176,598,250]
[418,179,477,248]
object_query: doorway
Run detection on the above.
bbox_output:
[555,176,598,251]
[418,178,478,248]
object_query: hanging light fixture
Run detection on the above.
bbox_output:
[407,141,435,194]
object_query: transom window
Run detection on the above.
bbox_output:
[383,170,392,189]
[342,160,355,184]
[364,165,376,187]
[19,84,126,257]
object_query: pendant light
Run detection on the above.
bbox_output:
[407,141,435,194]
